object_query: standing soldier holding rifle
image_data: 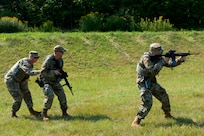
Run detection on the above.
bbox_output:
[131,43,186,128]
[40,45,71,121]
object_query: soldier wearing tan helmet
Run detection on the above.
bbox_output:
[131,43,186,128]
[40,45,71,121]
[150,43,164,54]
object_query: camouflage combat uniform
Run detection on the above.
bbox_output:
[40,54,68,115]
[135,52,183,120]
[4,54,40,117]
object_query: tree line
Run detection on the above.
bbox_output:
[0,0,204,31]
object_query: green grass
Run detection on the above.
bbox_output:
[0,31,204,136]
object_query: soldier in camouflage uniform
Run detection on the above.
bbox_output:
[4,51,41,118]
[131,43,186,127]
[40,45,71,121]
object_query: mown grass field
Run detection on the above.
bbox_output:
[0,31,204,136]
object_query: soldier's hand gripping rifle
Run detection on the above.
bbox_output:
[60,70,74,96]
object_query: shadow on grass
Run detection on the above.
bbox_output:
[23,114,111,122]
[52,114,111,122]
[175,117,198,126]
[157,117,204,128]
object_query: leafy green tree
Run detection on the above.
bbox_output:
[41,0,79,29]
[165,0,204,29]
[0,0,19,17]
[1,0,204,30]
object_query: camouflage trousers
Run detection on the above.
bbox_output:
[43,82,68,110]
[136,77,171,119]
[4,77,34,113]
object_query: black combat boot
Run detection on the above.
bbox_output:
[164,112,175,119]
[11,111,18,118]
[42,109,49,121]
[62,108,71,118]
[29,107,41,117]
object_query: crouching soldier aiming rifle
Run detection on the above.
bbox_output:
[131,43,192,128]
[38,45,72,121]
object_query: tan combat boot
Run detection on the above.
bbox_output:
[42,109,49,121]
[131,116,141,128]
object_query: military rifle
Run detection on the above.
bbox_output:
[151,50,199,62]
[36,58,73,95]
[60,70,74,96]
[35,70,73,96]
[53,58,73,96]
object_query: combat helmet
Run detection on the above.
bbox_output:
[150,43,163,53]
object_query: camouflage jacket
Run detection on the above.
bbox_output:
[136,52,183,79]
[40,54,64,82]
[4,58,39,82]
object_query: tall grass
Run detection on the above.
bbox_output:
[79,13,174,32]
[0,16,27,33]
[0,31,204,136]
[139,16,174,31]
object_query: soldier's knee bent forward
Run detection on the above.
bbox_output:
[43,84,54,99]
